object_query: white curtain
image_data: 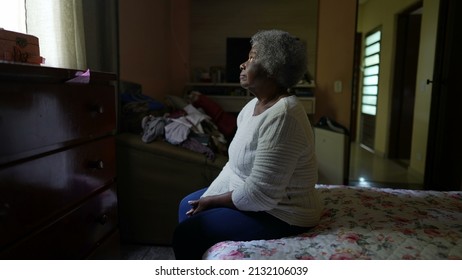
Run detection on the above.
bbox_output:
[26,0,87,69]
[0,0,26,33]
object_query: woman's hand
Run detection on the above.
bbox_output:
[186,191,236,217]
[185,197,209,216]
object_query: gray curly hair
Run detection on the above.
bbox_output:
[250,30,307,88]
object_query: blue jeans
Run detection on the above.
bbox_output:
[172,188,309,259]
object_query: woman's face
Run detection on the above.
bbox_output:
[239,47,266,89]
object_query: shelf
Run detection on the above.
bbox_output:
[207,95,315,114]
[187,81,315,88]
[187,82,241,87]
[207,95,253,113]
[186,82,316,114]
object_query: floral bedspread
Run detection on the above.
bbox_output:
[203,185,462,260]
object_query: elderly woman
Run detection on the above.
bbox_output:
[173,30,321,259]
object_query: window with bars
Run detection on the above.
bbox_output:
[361,29,381,116]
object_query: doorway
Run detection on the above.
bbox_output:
[349,0,433,188]
[388,2,423,165]
[358,29,382,151]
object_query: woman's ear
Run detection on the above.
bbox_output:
[254,62,269,76]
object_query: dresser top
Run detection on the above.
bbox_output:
[0,63,116,84]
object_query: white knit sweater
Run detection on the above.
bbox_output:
[202,95,321,227]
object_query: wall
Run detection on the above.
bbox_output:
[314,0,357,128]
[82,0,119,74]
[118,0,190,101]
[357,0,439,175]
[190,0,318,82]
[118,0,357,132]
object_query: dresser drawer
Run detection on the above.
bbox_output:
[0,82,116,165]
[0,186,118,259]
[0,137,116,249]
[86,229,121,260]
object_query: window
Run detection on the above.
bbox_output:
[0,0,26,33]
[361,29,381,116]
[0,0,86,69]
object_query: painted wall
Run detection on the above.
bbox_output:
[314,0,357,128]
[357,0,439,175]
[118,0,190,101]
[118,0,358,134]
[82,0,118,74]
[190,0,318,82]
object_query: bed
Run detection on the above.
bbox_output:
[203,185,462,260]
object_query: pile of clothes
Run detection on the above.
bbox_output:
[120,84,236,160]
[141,103,228,159]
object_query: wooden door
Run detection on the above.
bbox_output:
[425,0,462,190]
[389,3,422,162]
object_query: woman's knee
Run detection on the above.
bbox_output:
[173,215,214,260]
[178,187,208,223]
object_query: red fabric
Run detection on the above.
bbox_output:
[192,94,237,138]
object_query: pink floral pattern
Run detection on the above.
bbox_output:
[203,185,462,260]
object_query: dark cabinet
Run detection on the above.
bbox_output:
[0,63,119,259]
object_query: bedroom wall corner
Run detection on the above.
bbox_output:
[314,0,357,129]
[118,0,190,102]
[169,0,191,98]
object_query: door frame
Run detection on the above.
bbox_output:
[388,1,423,161]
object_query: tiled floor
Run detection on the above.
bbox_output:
[348,142,424,189]
[121,243,175,260]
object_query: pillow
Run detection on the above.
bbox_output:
[190,92,237,139]
[165,94,189,110]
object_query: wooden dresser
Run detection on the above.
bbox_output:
[0,63,119,259]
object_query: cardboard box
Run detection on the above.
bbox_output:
[0,28,43,64]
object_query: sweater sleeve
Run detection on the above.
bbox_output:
[201,99,257,198]
[232,108,308,211]
[201,162,232,197]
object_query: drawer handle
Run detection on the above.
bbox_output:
[91,104,104,114]
[98,214,109,225]
[88,160,104,170]
[0,202,10,218]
